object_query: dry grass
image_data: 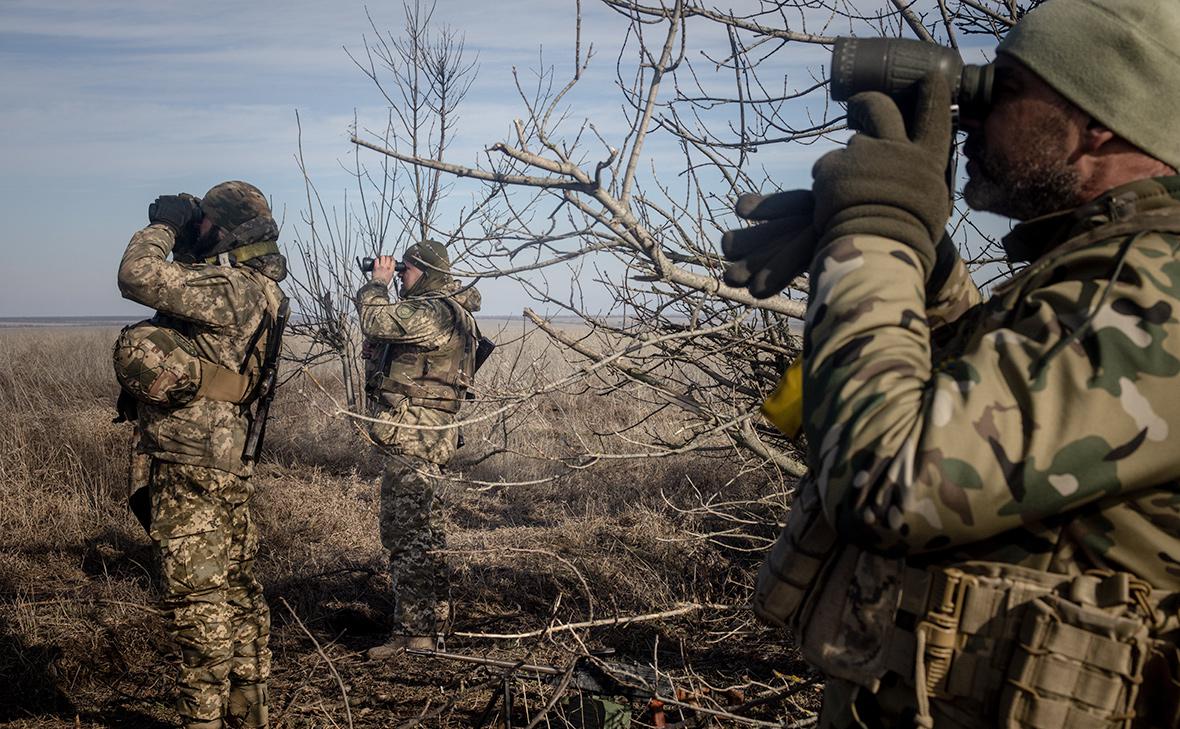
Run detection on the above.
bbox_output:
[0,327,818,728]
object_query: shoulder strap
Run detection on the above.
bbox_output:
[443,297,478,377]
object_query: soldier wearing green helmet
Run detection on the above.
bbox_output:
[722,0,1180,726]
[355,239,482,658]
[115,180,288,729]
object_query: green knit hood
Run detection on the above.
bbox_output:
[998,0,1180,169]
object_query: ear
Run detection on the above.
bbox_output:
[1080,119,1117,155]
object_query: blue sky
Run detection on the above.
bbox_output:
[0,0,623,316]
[0,1,1005,318]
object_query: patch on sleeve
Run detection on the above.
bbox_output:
[395,304,416,320]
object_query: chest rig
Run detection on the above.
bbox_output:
[367,298,478,414]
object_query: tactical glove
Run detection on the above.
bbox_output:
[148,193,203,234]
[721,189,816,299]
[811,74,953,275]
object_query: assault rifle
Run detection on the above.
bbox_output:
[242,297,290,463]
[408,648,732,729]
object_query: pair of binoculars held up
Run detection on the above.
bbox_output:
[830,36,993,118]
[358,257,407,274]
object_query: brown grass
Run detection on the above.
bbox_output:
[0,327,818,728]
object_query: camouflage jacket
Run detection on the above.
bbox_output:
[356,278,481,465]
[803,176,1180,590]
[117,223,286,476]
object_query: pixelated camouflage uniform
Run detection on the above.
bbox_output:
[356,274,480,637]
[118,220,284,728]
[757,178,1180,727]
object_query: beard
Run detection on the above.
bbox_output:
[962,120,1085,221]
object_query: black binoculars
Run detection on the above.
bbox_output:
[830,36,993,119]
[358,257,407,274]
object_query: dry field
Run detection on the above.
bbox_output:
[0,326,819,728]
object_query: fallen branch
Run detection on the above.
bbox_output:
[453,603,731,640]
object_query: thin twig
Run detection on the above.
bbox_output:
[280,597,354,729]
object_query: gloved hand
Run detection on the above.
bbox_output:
[148,193,203,234]
[811,73,953,275]
[721,189,816,299]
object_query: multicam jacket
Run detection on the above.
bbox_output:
[803,176,1180,588]
[766,176,1180,727]
[117,223,286,476]
[356,279,481,465]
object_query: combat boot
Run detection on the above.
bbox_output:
[182,720,223,729]
[367,634,437,660]
[227,682,269,728]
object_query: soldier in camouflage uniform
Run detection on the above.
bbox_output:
[116,182,287,729]
[355,240,480,658]
[726,1,1180,726]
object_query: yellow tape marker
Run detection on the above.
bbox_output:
[760,356,804,440]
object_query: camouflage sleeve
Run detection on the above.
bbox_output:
[355,280,453,347]
[926,255,981,330]
[116,223,246,328]
[803,231,1180,554]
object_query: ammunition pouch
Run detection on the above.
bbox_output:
[369,372,466,414]
[1002,585,1151,729]
[792,551,1165,728]
[901,563,1158,729]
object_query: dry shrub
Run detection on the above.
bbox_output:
[0,327,814,728]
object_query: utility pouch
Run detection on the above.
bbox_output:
[127,450,153,533]
[752,476,840,630]
[999,578,1153,729]
[799,546,904,692]
[113,320,257,407]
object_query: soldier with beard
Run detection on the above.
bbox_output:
[115,182,287,729]
[724,1,1180,726]
[355,240,480,658]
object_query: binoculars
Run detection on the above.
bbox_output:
[830,36,994,119]
[358,257,407,274]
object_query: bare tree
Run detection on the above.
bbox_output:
[282,2,1048,724]
[345,1,1039,477]
[285,0,480,411]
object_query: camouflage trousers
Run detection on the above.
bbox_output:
[380,453,449,636]
[149,460,271,725]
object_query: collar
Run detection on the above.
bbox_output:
[1001,176,1180,263]
[201,239,280,266]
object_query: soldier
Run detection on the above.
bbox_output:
[356,240,480,658]
[115,182,288,729]
[726,1,1180,726]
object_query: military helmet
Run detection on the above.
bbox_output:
[199,181,280,253]
[402,239,453,295]
[112,322,203,408]
[403,239,451,273]
[202,181,270,230]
